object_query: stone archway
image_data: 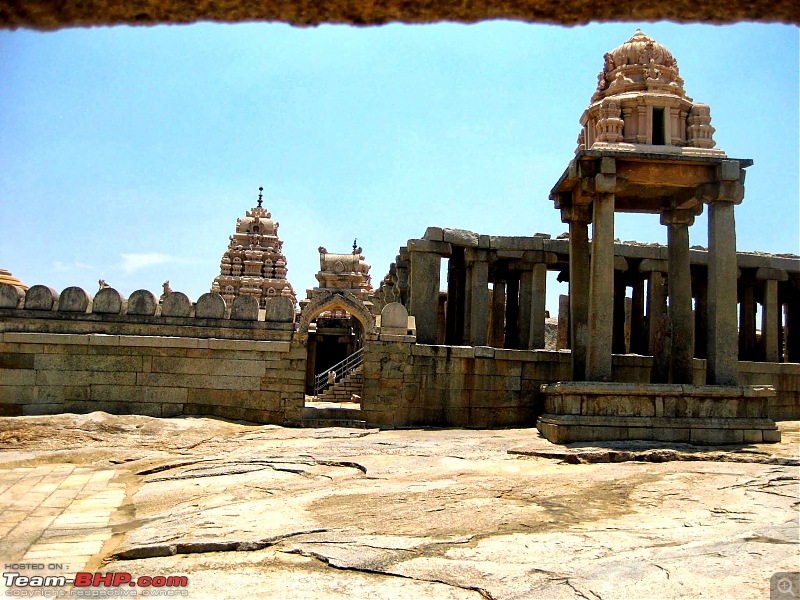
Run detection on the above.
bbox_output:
[299,290,375,398]
[298,290,376,335]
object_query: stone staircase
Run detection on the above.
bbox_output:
[316,367,363,403]
[300,405,366,429]
[301,367,365,428]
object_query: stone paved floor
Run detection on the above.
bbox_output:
[0,465,126,574]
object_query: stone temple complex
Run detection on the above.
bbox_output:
[210,187,297,309]
[1,31,798,446]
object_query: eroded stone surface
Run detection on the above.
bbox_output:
[0,413,797,598]
[2,0,796,31]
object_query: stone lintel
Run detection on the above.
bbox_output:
[496,250,525,260]
[489,236,544,251]
[755,267,789,282]
[639,259,668,273]
[464,248,489,264]
[406,239,453,256]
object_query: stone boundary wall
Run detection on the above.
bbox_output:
[362,339,571,428]
[0,285,296,341]
[0,332,306,424]
[362,340,800,427]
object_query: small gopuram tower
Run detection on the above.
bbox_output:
[540,31,780,444]
[211,187,297,309]
[298,243,375,395]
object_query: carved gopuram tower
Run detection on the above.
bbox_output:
[211,188,297,309]
[539,31,780,445]
[553,30,744,386]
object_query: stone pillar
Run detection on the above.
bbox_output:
[761,278,779,362]
[758,269,791,362]
[664,211,695,384]
[693,269,708,359]
[556,293,570,350]
[569,218,590,379]
[396,250,410,307]
[612,272,627,354]
[488,281,506,348]
[530,262,547,349]
[706,201,739,385]
[646,270,667,355]
[445,250,466,345]
[518,268,534,349]
[586,193,615,381]
[466,251,489,346]
[505,274,520,349]
[408,240,449,345]
[630,274,647,355]
[738,273,757,361]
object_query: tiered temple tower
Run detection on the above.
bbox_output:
[211,187,297,309]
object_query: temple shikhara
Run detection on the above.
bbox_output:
[1,31,798,444]
[211,187,297,309]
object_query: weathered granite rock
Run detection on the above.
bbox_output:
[1,0,793,31]
[1,413,796,600]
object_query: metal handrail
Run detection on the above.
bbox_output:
[314,348,364,397]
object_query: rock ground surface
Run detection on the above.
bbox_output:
[0,412,798,599]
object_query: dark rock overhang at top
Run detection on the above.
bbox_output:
[1,0,798,31]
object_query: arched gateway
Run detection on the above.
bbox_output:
[298,247,375,398]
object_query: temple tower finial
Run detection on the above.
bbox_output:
[257,186,263,208]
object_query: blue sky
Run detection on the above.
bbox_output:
[0,22,797,313]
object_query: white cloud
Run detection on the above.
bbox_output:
[51,260,92,273]
[120,253,172,274]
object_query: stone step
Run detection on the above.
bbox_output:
[299,419,367,429]
[317,366,364,402]
[302,406,363,420]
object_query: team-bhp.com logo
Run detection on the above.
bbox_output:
[3,571,189,597]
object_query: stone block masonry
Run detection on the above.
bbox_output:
[361,337,572,429]
[0,331,305,424]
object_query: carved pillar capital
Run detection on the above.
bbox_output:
[660,209,696,227]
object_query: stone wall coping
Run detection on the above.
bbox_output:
[0,308,294,330]
[0,331,292,352]
[541,381,776,397]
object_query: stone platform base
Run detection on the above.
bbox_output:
[537,382,781,445]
